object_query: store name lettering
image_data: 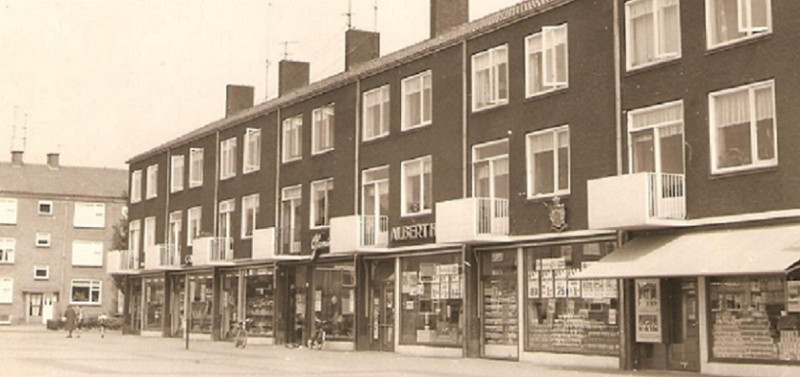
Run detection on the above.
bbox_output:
[391,223,435,241]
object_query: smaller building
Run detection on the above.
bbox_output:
[0,151,128,325]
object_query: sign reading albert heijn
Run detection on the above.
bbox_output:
[391,223,436,243]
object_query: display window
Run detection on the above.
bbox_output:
[143,277,164,331]
[710,275,800,362]
[400,253,463,347]
[245,268,275,338]
[313,263,355,341]
[524,242,620,356]
[189,274,213,334]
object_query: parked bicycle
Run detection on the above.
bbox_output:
[233,318,252,349]
[307,317,329,350]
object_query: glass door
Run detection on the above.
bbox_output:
[667,279,700,372]
[481,250,518,359]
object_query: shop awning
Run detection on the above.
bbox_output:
[574,224,800,279]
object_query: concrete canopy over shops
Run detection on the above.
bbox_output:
[575,224,800,279]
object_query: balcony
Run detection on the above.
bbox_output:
[106,250,140,274]
[330,215,389,253]
[252,228,276,260]
[192,237,234,266]
[143,244,181,270]
[588,172,686,230]
[361,215,388,248]
[277,227,302,257]
[436,197,509,244]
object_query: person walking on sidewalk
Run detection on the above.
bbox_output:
[98,312,108,338]
[76,306,84,338]
[64,305,77,338]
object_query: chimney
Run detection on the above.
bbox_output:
[345,29,380,71]
[47,153,60,169]
[225,85,255,117]
[278,60,310,97]
[430,0,469,38]
[10,150,23,167]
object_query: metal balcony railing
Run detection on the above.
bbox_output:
[157,244,181,268]
[209,237,233,262]
[361,215,389,247]
[647,173,686,220]
[477,197,509,236]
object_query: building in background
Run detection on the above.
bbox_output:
[0,151,127,325]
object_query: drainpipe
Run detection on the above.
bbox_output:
[354,79,362,214]
[613,0,623,177]
[275,108,282,251]
[214,131,220,243]
[461,40,468,198]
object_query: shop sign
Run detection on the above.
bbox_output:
[635,279,662,343]
[391,223,435,242]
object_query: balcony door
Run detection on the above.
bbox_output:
[472,140,509,235]
[362,167,389,246]
[168,211,182,263]
[280,186,302,254]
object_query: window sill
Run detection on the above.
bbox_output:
[710,163,778,180]
[400,210,432,219]
[362,133,390,145]
[706,32,772,56]
[472,101,509,115]
[310,225,330,230]
[170,188,183,194]
[624,55,681,77]
[527,192,570,203]
[311,148,334,157]
[188,183,203,190]
[219,175,235,181]
[525,86,568,102]
[402,121,432,133]
[281,157,303,165]
[243,167,260,175]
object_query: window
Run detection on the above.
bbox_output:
[70,279,101,305]
[282,116,303,163]
[312,105,335,154]
[129,219,141,252]
[243,128,261,173]
[241,194,259,238]
[401,156,432,216]
[625,0,681,70]
[189,148,204,188]
[38,201,53,216]
[629,101,685,174]
[35,232,51,248]
[33,266,49,280]
[218,199,235,240]
[187,207,202,247]
[72,240,103,267]
[145,164,158,199]
[0,278,12,304]
[280,186,302,254]
[707,0,771,48]
[402,71,432,130]
[310,179,334,228]
[73,202,105,228]
[527,126,570,198]
[130,170,142,203]
[144,216,156,249]
[709,80,776,174]
[472,45,508,111]
[168,211,182,250]
[220,137,237,179]
[0,198,17,225]
[170,155,184,192]
[363,85,390,141]
[0,238,14,264]
[362,166,389,247]
[526,24,568,97]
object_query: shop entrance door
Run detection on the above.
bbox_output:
[666,278,700,371]
[480,250,518,360]
[370,281,395,351]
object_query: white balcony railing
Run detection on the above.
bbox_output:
[209,237,234,263]
[477,198,509,236]
[435,197,510,244]
[648,173,686,220]
[361,215,389,247]
[278,227,301,255]
[107,250,140,274]
[157,244,181,269]
[588,172,686,230]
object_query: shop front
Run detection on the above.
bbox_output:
[312,261,356,350]
[219,265,276,344]
[187,273,214,339]
[142,275,165,336]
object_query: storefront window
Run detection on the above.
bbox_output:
[245,268,275,338]
[189,274,213,334]
[524,242,620,356]
[313,264,355,341]
[143,277,164,331]
[400,253,463,346]
[710,276,800,362]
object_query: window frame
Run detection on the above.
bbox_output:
[627,100,685,174]
[73,202,105,229]
[282,115,303,163]
[401,156,433,217]
[525,23,569,98]
[401,70,433,131]
[145,164,158,199]
[709,79,777,175]
[130,170,142,203]
[241,194,260,239]
[33,265,49,280]
[186,207,202,247]
[362,85,391,141]
[170,154,185,193]
[243,128,262,174]
[310,178,334,229]
[38,200,54,216]
[35,232,51,248]
[471,44,509,112]
[312,104,335,155]
[624,0,682,71]
[280,185,302,251]
[0,238,15,264]
[129,219,141,252]
[189,147,204,188]
[220,137,238,180]
[70,279,102,305]
[705,0,772,50]
[525,125,571,199]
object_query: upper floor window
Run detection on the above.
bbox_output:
[189,148,204,188]
[73,202,105,229]
[186,207,202,247]
[310,179,334,228]
[312,105,335,154]
[527,126,570,198]
[170,155,184,193]
[71,240,103,267]
[218,199,235,240]
[709,80,776,174]
[625,0,681,70]
[130,170,142,203]
[220,137,237,180]
[0,278,13,304]
[129,219,141,252]
[243,128,261,173]
[0,238,15,264]
[401,156,432,216]
[241,194,260,239]
[629,100,685,175]
[280,185,302,254]
[144,216,156,248]
[526,24,568,97]
[707,0,771,48]
[70,279,101,305]
[363,85,390,141]
[0,198,17,225]
[38,201,53,216]
[282,115,303,163]
[168,210,182,250]
[35,232,51,248]
[33,265,49,280]
[402,71,432,130]
[472,45,508,111]
[146,164,158,199]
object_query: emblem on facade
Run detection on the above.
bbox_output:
[544,196,568,232]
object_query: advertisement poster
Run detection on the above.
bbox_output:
[402,271,418,295]
[541,277,554,298]
[528,271,540,298]
[635,279,662,343]
[450,275,462,299]
[567,280,581,298]
[555,279,567,298]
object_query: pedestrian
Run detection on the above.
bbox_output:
[98,312,108,338]
[76,306,84,338]
[64,305,77,338]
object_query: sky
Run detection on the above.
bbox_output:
[0,0,521,169]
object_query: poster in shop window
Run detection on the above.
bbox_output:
[635,279,662,343]
[527,271,540,298]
